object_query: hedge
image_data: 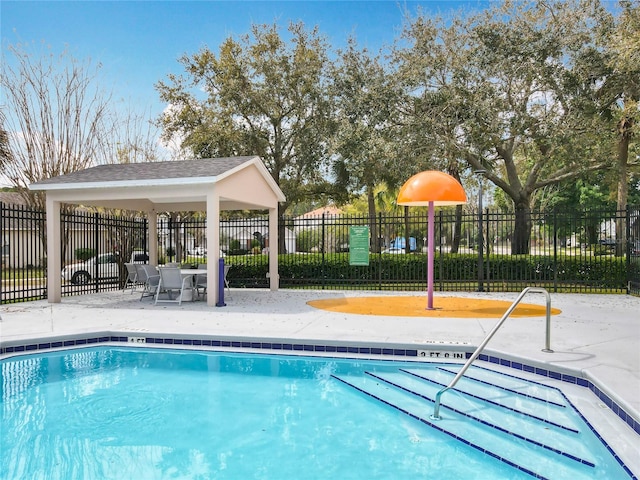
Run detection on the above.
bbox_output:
[222,252,633,291]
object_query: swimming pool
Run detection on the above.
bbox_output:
[0,346,634,479]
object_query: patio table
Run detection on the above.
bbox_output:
[180,268,206,301]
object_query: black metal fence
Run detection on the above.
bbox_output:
[2,201,639,303]
[1,203,47,302]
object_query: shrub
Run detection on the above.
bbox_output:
[231,252,628,291]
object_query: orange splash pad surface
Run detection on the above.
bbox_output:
[307,296,562,318]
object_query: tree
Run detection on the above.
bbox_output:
[396,0,618,254]
[1,41,166,276]
[394,14,475,253]
[0,42,113,210]
[329,39,402,252]
[585,1,640,253]
[156,22,334,252]
[0,114,11,171]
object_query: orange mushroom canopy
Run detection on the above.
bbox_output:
[397,170,467,206]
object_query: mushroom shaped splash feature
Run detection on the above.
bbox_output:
[397,171,467,309]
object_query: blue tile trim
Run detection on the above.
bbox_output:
[474,358,640,480]
[1,334,638,445]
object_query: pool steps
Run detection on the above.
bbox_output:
[436,366,567,407]
[401,368,577,431]
[367,370,586,455]
[332,365,602,480]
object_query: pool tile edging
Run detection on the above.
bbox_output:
[1,331,638,440]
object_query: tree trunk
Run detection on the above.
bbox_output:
[278,203,287,253]
[367,188,379,253]
[615,116,632,257]
[451,204,463,254]
[404,206,411,253]
[512,200,532,255]
[448,166,463,253]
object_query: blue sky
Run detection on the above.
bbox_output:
[2,1,490,118]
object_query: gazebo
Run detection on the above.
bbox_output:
[29,156,286,307]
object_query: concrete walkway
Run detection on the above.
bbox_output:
[1,289,639,472]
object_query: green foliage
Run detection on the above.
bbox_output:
[75,248,95,261]
[592,245,615,256]
[329,38,405,210]
[395,0,637,252]
[227,239,249,255]
[156,22,333,214]
[229,252,629,291]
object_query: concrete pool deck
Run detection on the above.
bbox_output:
[1,289,639,472]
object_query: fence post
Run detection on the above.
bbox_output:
[626,205,631,294]
[477,191,484,292]
[93,212,99,293]
[144,218,148,260]
[553,209,558,292]
[439,210,443,292]
[378,212,382,290]
[321,212,326,290]
[474,170,487,291]
[485,207,490,292]
[169,217,175,263]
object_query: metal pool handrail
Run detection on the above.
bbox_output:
[430,287,554,421]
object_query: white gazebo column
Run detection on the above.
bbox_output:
[148,210,158,265]
[206,191,220,307]
[268,206,279,291]
[46,196,62,303]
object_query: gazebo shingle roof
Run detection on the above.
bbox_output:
[32,156,256,186]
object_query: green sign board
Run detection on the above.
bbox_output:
[349,226,370,266]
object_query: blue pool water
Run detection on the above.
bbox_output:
[0,347,632,479]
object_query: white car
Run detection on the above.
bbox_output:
[62,251,148,285]
[381,248,405,254]
[62,253,119,285]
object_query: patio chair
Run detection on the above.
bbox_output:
[195,264,208,299]
[123,263,139,294]
[224,264,232,299]
[155,266,194,306]
[194,264,231,300]
[136,264,160,301]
